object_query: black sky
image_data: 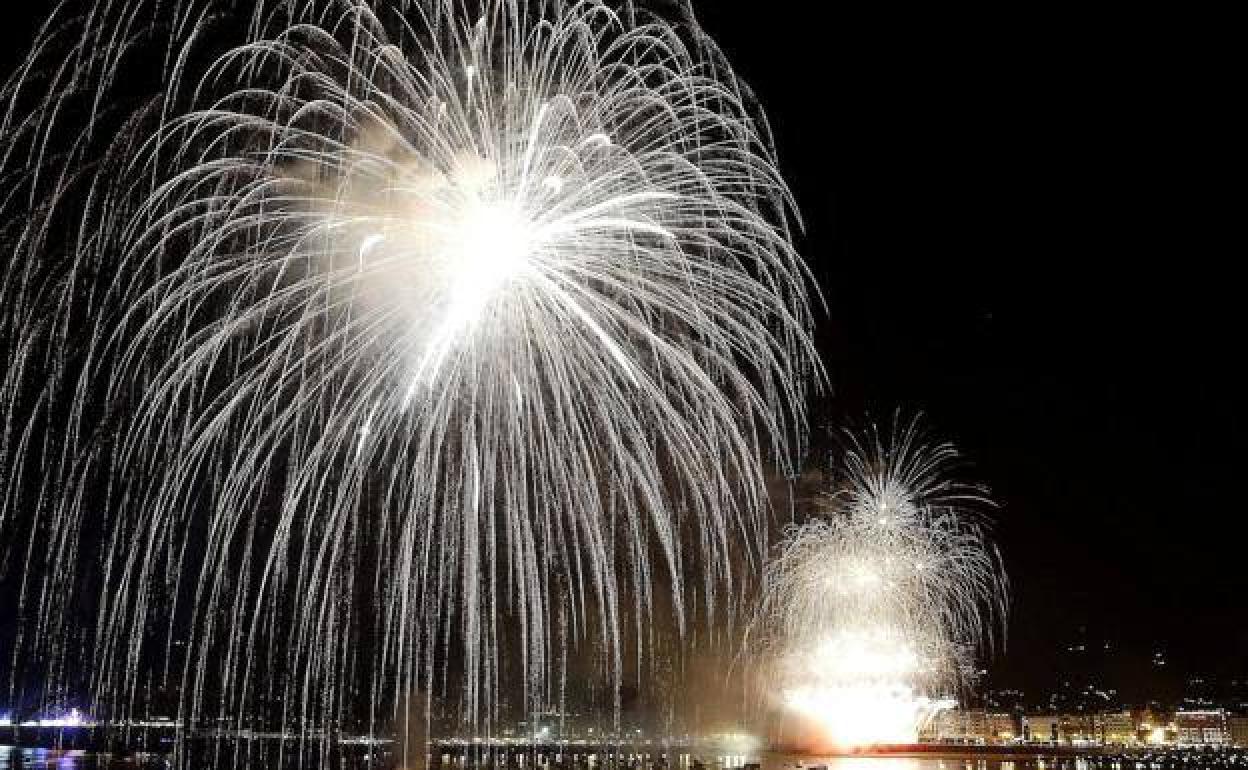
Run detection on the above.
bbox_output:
[1,2,1240,702]
[697,3,1243,694]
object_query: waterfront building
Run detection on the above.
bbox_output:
[923,709,978,744]
[1021,713,1103,745]
[1226,715,1248,747]
[1022,714,1058,743]
[1174,709,1227,746]
[1059,713,1103,745]
[1101,711,1137,745]
[923,709,1016,744]
[986,712,1017,742]
[923,708,1163,747]
[919,709,962,744]
[1136,709,1174,745]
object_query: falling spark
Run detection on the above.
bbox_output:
[0,0,818,753]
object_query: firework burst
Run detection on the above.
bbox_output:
[0,0,817,746]
[750,417,1007,748]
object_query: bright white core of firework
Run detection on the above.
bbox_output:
[361,201,534,325]
[440,202,533,324]
[780,630,953,746]
[786,681,955,748]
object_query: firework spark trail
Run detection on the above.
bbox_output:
[749,417,1007,747]
[0,0,818,750]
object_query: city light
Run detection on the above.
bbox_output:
[16,708,91,728]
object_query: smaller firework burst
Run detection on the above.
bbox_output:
[750,416,1007,748]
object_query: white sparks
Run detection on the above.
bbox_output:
[749,416,1007,749]
[0,0,819,751]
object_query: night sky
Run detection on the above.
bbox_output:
[1,2,1240,706]
[699,3,1243,695]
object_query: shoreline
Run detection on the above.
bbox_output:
[767,743,1245,759]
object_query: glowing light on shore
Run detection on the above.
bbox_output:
[786,683,955,747]
[12,709,92,728]
[777,629,958,746]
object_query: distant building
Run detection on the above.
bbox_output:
[1225,715,1248,748]
[921,709,975,744]
[1060,713,1103,745]
[1136,709,1173,745]
[923,709,1016,744]
[1022,714,1054,743]
[986,712,1017,742]
[1175,709,1227,746]
[1101,711,1137,745]
[1021,713,1102,745]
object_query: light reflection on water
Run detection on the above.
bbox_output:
[742,757,1100,770]
[0,747,86,769]
[0,749,1157,770]
[0,747,100,769]
[420,753,1122,770]
[0,747,168,770]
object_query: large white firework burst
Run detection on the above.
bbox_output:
[749,417,1006,747]
[0,0,817,745]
